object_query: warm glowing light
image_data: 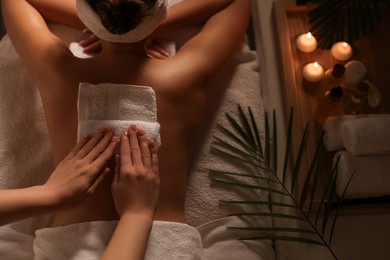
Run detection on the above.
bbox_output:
[331,42,353,61]
[303,62,324,83]
[296,32,317,53]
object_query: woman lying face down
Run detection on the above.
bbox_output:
[2,0,251,257]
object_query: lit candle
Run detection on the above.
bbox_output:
[331,42,353,61]
[303,62,325,82]
[296,32,317,53]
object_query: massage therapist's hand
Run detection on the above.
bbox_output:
[79,28,102,54]
[112,125,160,218]
[43,128,117,209]
[144,37,171,59]
[102,126,158,260]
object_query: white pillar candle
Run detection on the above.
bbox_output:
[296,32,317,53]
[303,62,325,82]
[331,42,353,61]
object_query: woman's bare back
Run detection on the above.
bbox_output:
[2,0,251,226]
[47,47,210,225]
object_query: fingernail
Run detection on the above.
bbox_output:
[137,129,145,136]
[130,125,137,131]
[123,130,128,136]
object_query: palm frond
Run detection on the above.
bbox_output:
[210,104,354,259]
[219,200,297,208]
[228,226,317,234]
[282,108,293,183]
[272,110,278,173]
[264,112,271,168]
[240,235,325,246]
[210,169,278,183]
[305,0,389,49]
[290,122,309,193]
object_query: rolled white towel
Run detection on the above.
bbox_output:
[323,116,355,151]
[324,115,368,151]
[77,83,161,146]
[334,151,390,199]
[323,114,390,153]
[78,120,161,147]
[340,115,390,155]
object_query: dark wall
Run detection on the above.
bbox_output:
[0,6,5,38]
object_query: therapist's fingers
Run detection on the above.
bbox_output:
[149,140,159,177]
[113,154,120,183]
[84,129,116,163]
[138,129,152,168]
[120,131,132,170]
[66,134,92,159]
[75,128,113,159]
[128,125,142,166]
[87,167,111,194]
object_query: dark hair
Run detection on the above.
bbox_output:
[86,0,157,35]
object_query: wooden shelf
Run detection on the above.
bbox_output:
[273,0,390,214]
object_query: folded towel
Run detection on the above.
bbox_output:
[33,220,204,260]
[198,216,274,260]
[323,114,390,153]
[334,151,390,199]
[77,83,161,146]
[340,115,390,155]
[0,227,35,260]
[324,116,354,151]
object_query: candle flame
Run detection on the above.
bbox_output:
[313,62,319,68]
[306,32,312,39]
[342,42,348,47]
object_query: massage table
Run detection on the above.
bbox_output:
[0,1,275,259]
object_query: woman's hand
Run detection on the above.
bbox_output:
[43,128,117,209]
[79,28,102,54]
[112,125,160,218]
[144,36,171,59]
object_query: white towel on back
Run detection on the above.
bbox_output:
[77,83,161,146]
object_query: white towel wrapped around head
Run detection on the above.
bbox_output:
[77,83,161,146]
[76,0,167,43]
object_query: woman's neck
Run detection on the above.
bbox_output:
[100,41,146,56]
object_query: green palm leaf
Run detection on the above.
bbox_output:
[210,169,278,183]
[219,200,297,208]
[305,0,390,48]
[210,104,354,259]
[240,236,325,246]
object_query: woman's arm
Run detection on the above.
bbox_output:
[152,0,235,39]
[1,0,72,83]
[27,0,84,28]
[167,0,251,82]
[101,125,159,260]
[0,128,117,226]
